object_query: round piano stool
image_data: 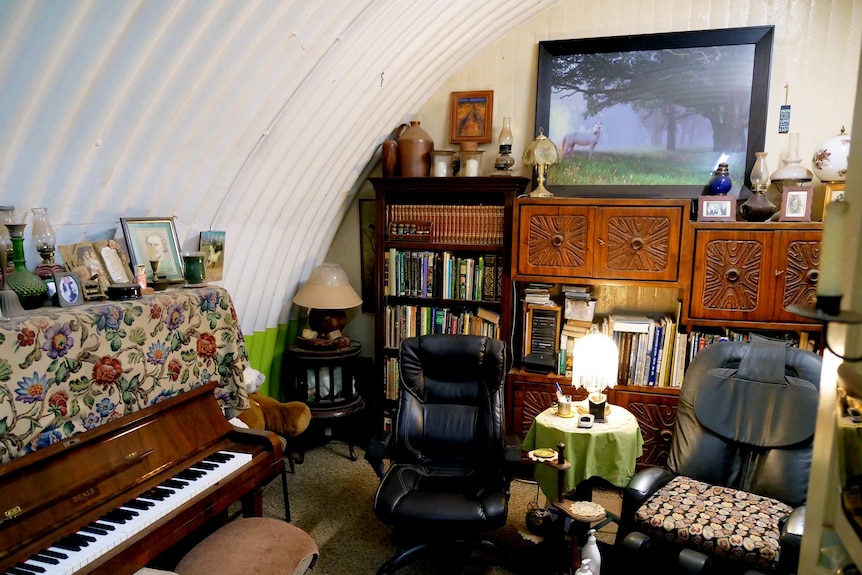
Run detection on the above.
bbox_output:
[174,517,319,575]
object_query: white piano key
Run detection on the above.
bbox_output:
[20,451,253,575]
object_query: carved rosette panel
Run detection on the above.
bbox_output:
[520,389,556,437]
[528,214,587,268]
[783,240,820,309]
[605,216,670,272]
[703,239,764,312]
[625,401,677,467]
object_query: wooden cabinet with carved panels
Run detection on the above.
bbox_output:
[687,222,823,329]
[514,198,689,284]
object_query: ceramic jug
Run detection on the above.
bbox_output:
[396,121,434,177]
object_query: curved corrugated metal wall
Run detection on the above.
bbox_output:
[0,0,558,334]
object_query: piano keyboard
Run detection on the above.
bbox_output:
[4,451,253,575]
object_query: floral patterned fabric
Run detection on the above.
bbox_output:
[634,475,794,571]
[0,286,250,464]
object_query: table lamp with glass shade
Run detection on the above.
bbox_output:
[292,263,362,350]
[522,128,559,198]
[571,331,618,421]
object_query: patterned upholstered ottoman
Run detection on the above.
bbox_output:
[634,476,794,572]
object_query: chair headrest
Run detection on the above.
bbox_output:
[693,343,819,448]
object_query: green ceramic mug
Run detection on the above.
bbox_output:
[182,252,206,285]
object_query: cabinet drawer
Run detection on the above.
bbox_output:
[597,206,684,282]
[516,205,595,277]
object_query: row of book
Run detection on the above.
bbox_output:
[387,204,505,245]
[385,249,502,302]
[382,304,501,349]
[602,314,682,388]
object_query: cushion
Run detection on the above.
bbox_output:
[174,517,318,575]
[634,476,794,571]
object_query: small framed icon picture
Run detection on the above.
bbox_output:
[697,196,736,222]
[53,271,84,307]
[779,184,814,222]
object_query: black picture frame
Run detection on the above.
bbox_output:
[53,271,84,307]
[535,26,774,199]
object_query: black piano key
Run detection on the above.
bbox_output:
[191,461,218,470]
[102,508,136,523]
[80,524,109,536]
[36,550,66,560]
[161,478,188,489]
[124,498,155,510]
[90,521,115,531]
[205,452,234,463]
[53,538,82,552]
[141,487,173,501]
[15,562,45,573]
[69,532,97,544]
[6,566,31,575]
[29,554,60,566]
[176,469,205,481]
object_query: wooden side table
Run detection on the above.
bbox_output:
[284,342,365,460]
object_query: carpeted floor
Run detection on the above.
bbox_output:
[261,441,624,574]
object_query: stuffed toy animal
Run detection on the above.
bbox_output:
[236,368,312,438]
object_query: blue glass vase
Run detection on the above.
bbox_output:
[707,162,732,195]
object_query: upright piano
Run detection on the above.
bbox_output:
[0,382,284,574]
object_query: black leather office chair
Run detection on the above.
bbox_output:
[617,341,822,575]
[366,334,519,575]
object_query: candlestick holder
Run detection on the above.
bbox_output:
[787,295,862,361]
[150,259,161,279]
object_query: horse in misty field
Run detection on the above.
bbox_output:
[560,122,603,157]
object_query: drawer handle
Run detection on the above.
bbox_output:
[660,429,674,444]
[551,233,564,247]
[725,268,739,283]
[807,269,819,284]
[631,237,644,251]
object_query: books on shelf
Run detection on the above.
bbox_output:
[383,304,501,349]
[385,249,502,302]
[386,204,505,245]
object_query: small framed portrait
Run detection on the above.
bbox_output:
[779,184,814,222]
[53,271,84,307]
[697,196,736,222]
[822,182,846,220]
[120,217,184,282]
[449,90,494,144]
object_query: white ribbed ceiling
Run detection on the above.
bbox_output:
[0,0,559,333]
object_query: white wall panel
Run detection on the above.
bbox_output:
[0,0,859,340]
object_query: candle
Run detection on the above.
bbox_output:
[464,158,479,177]
[432,159,448,177]
[818,200,850,297]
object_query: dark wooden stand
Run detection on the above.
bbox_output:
[283,342,365,461]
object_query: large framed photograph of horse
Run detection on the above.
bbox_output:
[534,26,773,199]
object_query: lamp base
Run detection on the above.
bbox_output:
[308,308,347,335]
[588,394,607,422]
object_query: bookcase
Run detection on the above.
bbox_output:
[507,195,824,470]
[369,177,529,429]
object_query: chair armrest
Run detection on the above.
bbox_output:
[364,431,391,479]
[777,505,805,574]
[618,466,675,538]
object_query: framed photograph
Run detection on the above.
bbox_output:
[779,184,814,222]
[535,26,774,198]
[697,196,736,222]
[449,90,494,144]
[120,217,184,282]
[53,271,84,307]
[199,230,226,282]
[822,182,846,220]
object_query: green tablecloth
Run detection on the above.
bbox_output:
[522,404,644,500]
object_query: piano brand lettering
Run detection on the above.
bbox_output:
[72,486,99,503]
